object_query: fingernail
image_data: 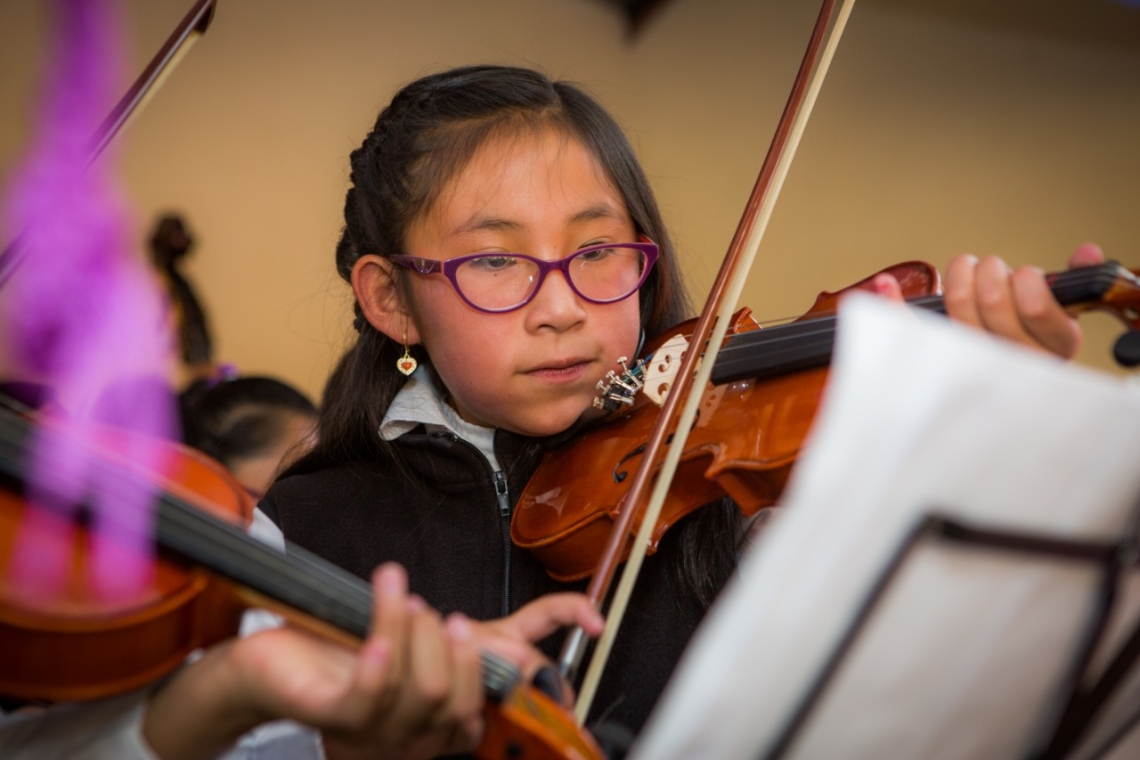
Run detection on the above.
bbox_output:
[363,637,391,667]
[377,564,404,597]
[532,665,564,702]
[447,613,472,641]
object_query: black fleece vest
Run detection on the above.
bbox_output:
[262,428,709,738]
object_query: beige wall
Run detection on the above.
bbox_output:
[2,0,1138,401]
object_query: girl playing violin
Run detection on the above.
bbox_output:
[3,62,1099,760]
[260,62,1103,746]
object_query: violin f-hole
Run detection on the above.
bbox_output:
[613,434,675,484]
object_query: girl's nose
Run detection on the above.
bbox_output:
[524,268,588,332]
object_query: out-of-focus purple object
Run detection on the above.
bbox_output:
[1,0,176,601]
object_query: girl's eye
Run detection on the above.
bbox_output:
[468,255,517,272]
[577,247,615,263]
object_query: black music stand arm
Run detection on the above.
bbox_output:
[759,512,1139,760]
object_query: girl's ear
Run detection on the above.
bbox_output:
[351,255,422,344]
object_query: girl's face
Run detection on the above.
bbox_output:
[402,128,643,437]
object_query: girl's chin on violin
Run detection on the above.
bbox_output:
[459,372,601,437]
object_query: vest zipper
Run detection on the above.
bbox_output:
[493,469,512,617]
[435,432,514,618]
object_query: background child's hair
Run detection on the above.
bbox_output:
[180,375,316,472]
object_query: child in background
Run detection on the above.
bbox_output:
[180,375,318,499]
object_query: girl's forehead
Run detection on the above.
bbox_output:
[415,128,629,242]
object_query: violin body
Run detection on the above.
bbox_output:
[481,686,605,760]
[514,261,941,582]
[0,407,603,759]
[0,425,254,702]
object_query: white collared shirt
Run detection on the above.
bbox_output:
[380,367,501,471]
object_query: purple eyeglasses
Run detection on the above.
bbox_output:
[389,241,659,314]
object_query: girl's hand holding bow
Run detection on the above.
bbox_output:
[473,593,605,708]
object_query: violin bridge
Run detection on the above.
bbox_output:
[593,356,646,412]
[641,334,693,407]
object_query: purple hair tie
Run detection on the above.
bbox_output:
[208,363,240,387]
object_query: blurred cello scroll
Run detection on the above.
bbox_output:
[631,295,1140,760]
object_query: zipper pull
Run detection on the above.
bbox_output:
[493,470,510,517]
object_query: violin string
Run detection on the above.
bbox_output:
[713,264,1130,371]
[727,260,1126,334]
[747,265,1117,338]
[0,418,372,635]
[0,407,375,632]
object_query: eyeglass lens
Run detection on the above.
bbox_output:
[454,245,648,311]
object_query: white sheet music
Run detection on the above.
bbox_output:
[631,295,1140,760]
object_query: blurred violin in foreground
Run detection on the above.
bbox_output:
[0,404,604,759]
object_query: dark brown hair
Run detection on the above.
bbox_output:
[180,376,316,470]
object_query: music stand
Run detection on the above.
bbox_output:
[630,296,1140,760]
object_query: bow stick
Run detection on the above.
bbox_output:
[563,0,859,721]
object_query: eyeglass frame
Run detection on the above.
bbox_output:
[388,240,660,314]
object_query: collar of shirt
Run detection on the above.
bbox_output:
[379,367,501,472]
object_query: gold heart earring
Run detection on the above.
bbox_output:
[397,331,417,376]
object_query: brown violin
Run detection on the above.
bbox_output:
[513,259,1140,582]
[0,403,604,760]
[0,409,255,701]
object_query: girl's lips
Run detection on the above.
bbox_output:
[525,360,592,382]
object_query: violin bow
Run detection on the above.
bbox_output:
[565,0,859,721]
[0,0,218,288]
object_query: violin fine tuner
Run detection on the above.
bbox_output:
[593,356,646,412]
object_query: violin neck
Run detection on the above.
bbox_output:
[155,493,521,698]
[0,408,520,699]
[710,262,1126,385]
[157,490,374,637]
